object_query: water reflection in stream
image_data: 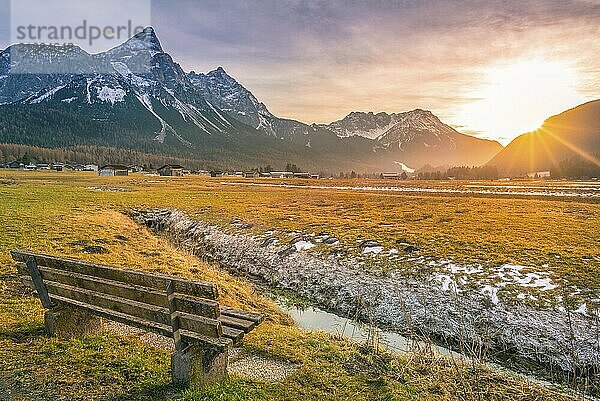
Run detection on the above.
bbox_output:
[278,302,463,359]
[276,301,584,396]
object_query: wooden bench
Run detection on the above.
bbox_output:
[10,250,264,388]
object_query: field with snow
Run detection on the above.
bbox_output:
[214,177,600,313]
[4,170,593,399]
[4,172,598,312]
[2,171,599,383]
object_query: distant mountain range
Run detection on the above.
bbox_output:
[4,27,595,175]
[186,66,502,169]
[487,100,600,176]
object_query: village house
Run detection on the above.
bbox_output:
[243,171,260,178]
[128,165,145,173]
[157,164,185,176]
[382,172,401,180]
[7,161,22,169]
[270,171,294,178]
[293,172,311,179]
[527,171,551,179]
[51,163,74,172]
[98,165,129,176]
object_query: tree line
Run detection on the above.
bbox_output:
[550,154,600,179]
[0,143,210,170]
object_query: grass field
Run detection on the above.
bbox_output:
[4,170,597,307]
[0,170,597,400]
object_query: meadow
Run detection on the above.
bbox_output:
[0,170,597,400]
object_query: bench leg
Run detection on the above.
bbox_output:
[44,306,102,339]
[171,345,228,389]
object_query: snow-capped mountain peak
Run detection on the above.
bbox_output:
[322,108,453,142]
[376,109,447,139]
[104,26,163,58]
[1,26,238,147]
[375,109,461,148]
[187,67,275,134]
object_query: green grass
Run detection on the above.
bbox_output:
[0,171,593,400]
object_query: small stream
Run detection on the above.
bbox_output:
[276,300,586,397]
[277,300,463,359]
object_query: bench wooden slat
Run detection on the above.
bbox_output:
[21,276,259,343]
[174,295,219,319]
[43,280,222,339]
[43,280,172,326]
[221,325,244,345]
[218,314,256,333]
[220,307,264,324]
[47,293,231,352]
[20,276,227,345]
[179,329,231,352]
[19,264,220,320]
[16,263,169,308]
[11,250,218,300]
[177,312,222,338]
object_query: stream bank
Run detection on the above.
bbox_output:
[132,208,599,390]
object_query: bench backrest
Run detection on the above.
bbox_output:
[11,250,237,350]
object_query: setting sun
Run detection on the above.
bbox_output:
[458,59,587,144]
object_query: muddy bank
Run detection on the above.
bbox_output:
[132,208,599,379]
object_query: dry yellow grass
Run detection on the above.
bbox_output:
[0,170,591,400]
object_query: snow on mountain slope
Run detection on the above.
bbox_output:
[0,43,98,104]
[102,26,164,61]
[394,161,416,173]
[5,27,243,148]
[323,111,403,139]
[371,109,502,167]
[187,67,276,134]
[323,109,458,143]
[375,109,459,148]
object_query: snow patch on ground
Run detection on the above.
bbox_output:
[575,303,588,316]
[481,285,500,305]
[362,245,383,254]
[294,240,315,251]
[221,182,600,199]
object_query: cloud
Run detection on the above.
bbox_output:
[151,1,600,128]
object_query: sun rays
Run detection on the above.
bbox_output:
[457,58,587,144]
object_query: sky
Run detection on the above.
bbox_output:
[2,0,600,144]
